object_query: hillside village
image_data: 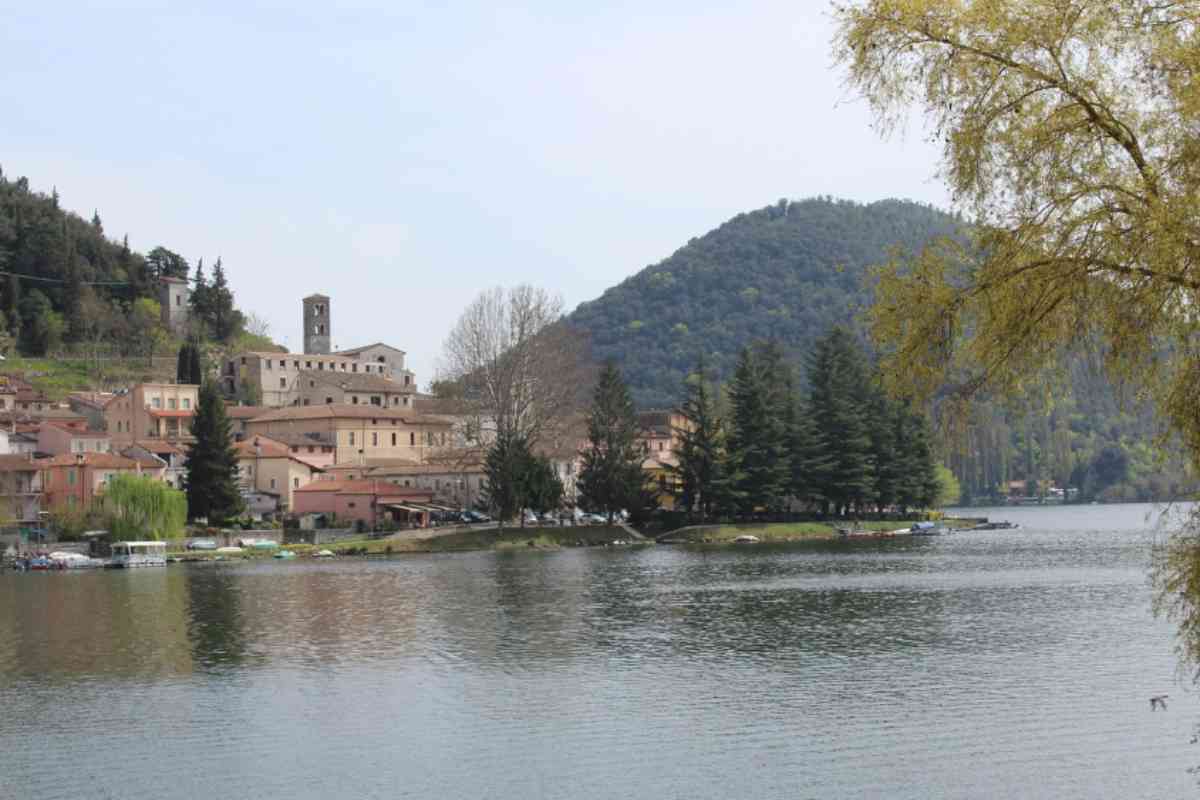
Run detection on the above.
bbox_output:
[0,278,681,536]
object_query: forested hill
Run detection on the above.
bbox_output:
[0,167,264,357]
[568,197,961,408]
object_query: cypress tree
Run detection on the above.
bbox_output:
[176,343,191,384]
[210,258,235,341]
[184,381,243,525]
[578,361,646,522]
[189,343,204,385]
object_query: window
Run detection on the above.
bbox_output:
[340,363,347,371]
[152,397,161,409]
[68,469,77,486]
[348,501,355,508]
[352,364,358,373]
[318,361,325,370]
[349,432,355,446]
[265,360,272,370]
[175,295,181,307]
[182,399,190,410]
[352,396,358,405]
[391,433,396,446]
[293,360,300,369]
[280,360,286,369]
[309,381,315,388]
[371,396,381,406]
[392,397,399,406]
[306,361,312,369]
[241,357,247,365]
[269,478,277,490]
[168,398,176,410]
[371,432,378,446]
[410,432,415,446]
[404,375,411,386]
[371,419,377,426]
[325,397,333,404]
[404,480,411,488]
[280,378,287,389]
[658,442,664,452]
[293,477,300,489]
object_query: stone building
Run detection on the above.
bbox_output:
[159,276,191,334]
[105,383,199,447]
[241,404,453,466]
[303,293,331,355]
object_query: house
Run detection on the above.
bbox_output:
[241,404,454,466]
[37,421,113,456]
[333,343,416,389]
[226,405,271,440]
[292,479,437,529]
[221,296,415,407]
[234,435,325,512]
[67,391,118,430]
[294,370,414,409]
[124,441,187,489]
[222,351,396,407]
[0,454,44,523]
[38,452,166,512]
[105,383,199,447]
[637,410,687,510]
[252,431,336,469]
[322,450,487,509]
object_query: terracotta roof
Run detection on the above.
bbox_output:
[0,454,41,471]
[133,440,188,455]
[252,431,334,447]
[36,452,153,469]
[333,342,407,357]
[234,436,326,470]
[147,409,194,419]
[225,405,270,419]
[246,404,451,426]
[295,478,429,495]
[67,392,118,409]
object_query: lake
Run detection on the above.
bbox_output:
[1,504,1196,799]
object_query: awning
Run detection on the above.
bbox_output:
[382,503,426,513]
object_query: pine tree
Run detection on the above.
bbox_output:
[483,429,533,527]
[578,361,646,522]
[210,257,235,341]
[787,394,828,509]
[189,258,210,335]
[184,381,243,525]
[867,387,901,512]
[725,345,789,513]
[673,357,728,519]
[807,328,874,515]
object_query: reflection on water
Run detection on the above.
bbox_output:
[0,504,1196,799]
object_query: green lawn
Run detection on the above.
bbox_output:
[662,518,980,544]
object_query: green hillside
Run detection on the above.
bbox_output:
[568,197,961,409]
[568,197,1193,504]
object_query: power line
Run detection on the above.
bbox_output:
[0,269,191,287]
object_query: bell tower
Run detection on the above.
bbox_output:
[303,294,331,355]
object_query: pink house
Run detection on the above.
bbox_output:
[292,479,435,528]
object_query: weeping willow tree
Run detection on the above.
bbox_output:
[832,1,1200,668]
[104,474,187,541]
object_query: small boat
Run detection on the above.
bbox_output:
[734,535,760,544]
[910,522,949,536]
[273,550,296,559]
[27,556,52,571]
[49,551,103,569]
[313,549,335,559]
[109,541,167,568]
[973,521,1020,531]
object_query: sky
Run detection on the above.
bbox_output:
[1,1,947,385]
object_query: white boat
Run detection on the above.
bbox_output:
[109,541,167,568]
[734,535,761,544]
[48,551,103,569]
[314,549,335,558]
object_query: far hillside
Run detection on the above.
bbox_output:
[567,196,1193,505]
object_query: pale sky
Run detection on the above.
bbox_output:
[2,1,946,385]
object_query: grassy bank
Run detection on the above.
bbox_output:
[661,518,980,544]
[167,526,638,560]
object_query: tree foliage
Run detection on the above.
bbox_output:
[672,357,728,519]
[482,430,564,526]
[104,473,187,541]
[184,382,243,525]
[578,362,646,521]
[834,0,1200,473]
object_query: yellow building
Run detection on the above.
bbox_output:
[234,436,325,511]
[242,405,454,467]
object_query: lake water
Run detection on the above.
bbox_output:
[2,504,1198,799]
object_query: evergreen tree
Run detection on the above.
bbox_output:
[787,394,828,509]
[577,361,645,522]
[866,387,902,512]
[176,343,191,384]
[189,258,211,335]
[525,454,565,515]
[807,327,874,515]
[210,257,236,341]
[188,343,204,385]
[725,345,789,513]
[483,429,533,527]
[184,381,243,525]
[673,357,728,519]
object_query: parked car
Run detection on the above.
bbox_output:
[187,538,218,551]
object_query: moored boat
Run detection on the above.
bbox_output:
[910,522,949,536]
[109,541,167,568]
